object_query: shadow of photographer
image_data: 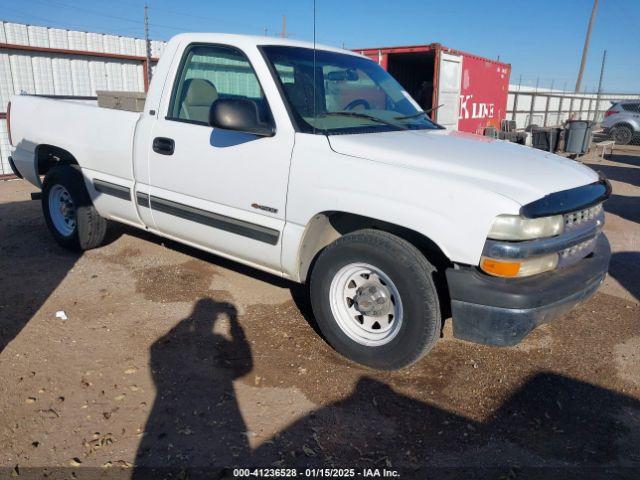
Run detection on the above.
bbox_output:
[133,298,252,476]
[133,297,640,479]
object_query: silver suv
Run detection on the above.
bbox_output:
[602,100,640,145]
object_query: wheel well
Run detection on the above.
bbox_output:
[300,211,450,273]
[298,211,453,318]
[36,145,78,176]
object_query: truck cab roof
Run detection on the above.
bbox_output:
[167,32,361,57]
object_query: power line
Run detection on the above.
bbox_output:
[28,0,271,35]
[0,8,143,37]
[29,0,144,25]
[142,3,267,32]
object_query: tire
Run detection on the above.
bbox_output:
[310,229,441,370]
[611,124,634,145]
[42,165,107,251]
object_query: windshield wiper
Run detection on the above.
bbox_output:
[317,111,408,130]
[394,111,427,120]
[394,104,444,120]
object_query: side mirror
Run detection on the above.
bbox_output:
[208,98,275,137]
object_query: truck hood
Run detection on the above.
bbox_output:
[328,129,599,206]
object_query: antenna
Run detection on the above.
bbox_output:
[312,0,317,133]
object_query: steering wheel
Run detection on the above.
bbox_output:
[345,99,371,111]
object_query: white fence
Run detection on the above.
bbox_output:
[506,86,640,129]
[0,21,167,176]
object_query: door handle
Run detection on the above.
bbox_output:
[152,137,175,155]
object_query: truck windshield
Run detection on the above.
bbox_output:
[261,46,441,135]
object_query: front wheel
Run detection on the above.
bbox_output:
[42,165,107,251]
[310,229,441,370]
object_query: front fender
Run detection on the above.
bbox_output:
[285,134,521,268]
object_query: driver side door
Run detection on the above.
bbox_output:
[144,43,294,273]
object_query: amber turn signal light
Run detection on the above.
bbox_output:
[480,257,521,277]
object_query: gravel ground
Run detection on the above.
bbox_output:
[0,146,639,479]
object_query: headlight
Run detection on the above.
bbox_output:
[480,253,558,278]
[488,214,563,240]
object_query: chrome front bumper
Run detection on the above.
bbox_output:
[446,234,610,346]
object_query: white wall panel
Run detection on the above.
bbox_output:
[89,60,108,91]
[52,58,73,95]
[106,62,124,90]
[0,23,6,43]
[48,28,69,49]
[31,54,55,94]
[0,54,14,110]
[68,30,88,51]
[9,54,35,94]
[120,62,144,92]
[87,32,105,53]
[27,26,50,47]
[119,37,136,55]
[103,35,120,54]
[4,23,29,45]
[151,40,164,57]
[71,58,92,96]
[135,63,144,91]
[135,39,147,57]
[0,120,10,175]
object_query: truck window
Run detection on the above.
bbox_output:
[168,44,270,125]
[262,45,440,135]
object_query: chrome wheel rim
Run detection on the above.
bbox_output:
[49,185,76,237]
[329,263,403,346]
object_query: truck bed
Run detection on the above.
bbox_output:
[9,94,142,188]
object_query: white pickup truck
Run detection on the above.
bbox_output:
[8,34,611,370]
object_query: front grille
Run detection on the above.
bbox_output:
[564,203,603,229]
[558,237,597,268]
[557,203,604,267]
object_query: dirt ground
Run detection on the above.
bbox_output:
[1,146,639,479]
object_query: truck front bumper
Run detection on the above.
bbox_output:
[446,234,610,346]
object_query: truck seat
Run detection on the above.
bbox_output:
[179,78,219,123]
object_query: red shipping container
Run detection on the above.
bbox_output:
[355,44,511,134]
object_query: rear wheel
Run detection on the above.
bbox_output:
[611,124,634,145]
[310,229,441,370]
[42,165,107,251]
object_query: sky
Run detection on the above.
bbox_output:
[1,0,639,93]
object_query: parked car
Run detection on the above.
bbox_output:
[7,33,611,370]
[602,100,640,145]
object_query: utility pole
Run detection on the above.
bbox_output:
[280,15,286,38]
[144,4,152,85]
[593,49,607,123]
[575,0,599,92]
